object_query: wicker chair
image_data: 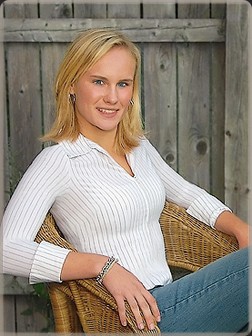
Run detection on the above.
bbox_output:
[34,201,238,333]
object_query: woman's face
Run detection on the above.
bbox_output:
[71,46,136,140]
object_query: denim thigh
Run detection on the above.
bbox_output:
[150,247,249,332]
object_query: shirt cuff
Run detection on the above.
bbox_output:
[186,192,232,228]
[29,241,71,284]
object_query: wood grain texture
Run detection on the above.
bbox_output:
[2,2,249,332]
[4,18,226,42]
[225,3,249,219]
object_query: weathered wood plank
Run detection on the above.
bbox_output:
[178,2,210,18]
[225,3,249,220]
[3,0,38,19]
[142,2,176,18]
[41,43,68,135]
[177,42,211,191]
[5,42,42,183]
[211,3,226,19]
[177,4,211,190]
[15,295,50,332]
[3,18,226,42]
[73,2,107,18]
[39,0,73,19]
[143,42,178,171]
[3,0,39,207]
[142,1,177,170]
[107,2,140,18]
[210,43,226,202]
[4,275,33,295]
[3,295,16,332]
[210,0,226,200]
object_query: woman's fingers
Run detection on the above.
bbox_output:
[103,263,160,330]
[126,295,145,329]
[116,292,160,331]
[134,291,160,330]
[116,297,128,327]
[142,290,161,323]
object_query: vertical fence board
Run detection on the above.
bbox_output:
[3,295,16,332]
[209,0,226,201]
[3,0,38,18]
[15,295,49,332]
[3,0,40,200]
[178,3,210,18]
[143,42,177,171]
[6,43,42,188]
[177,4,211,190]
[107,2,140,18]
[41,43,68,136]
[177,42,211,190]
[211,3,226,19]
[142,2,176,18]
[142,2,177,171]
[210,43,226,201]
[39,0,73,18]
[73,2,107,18]
[3,2,42,331]
[225,3,249,220]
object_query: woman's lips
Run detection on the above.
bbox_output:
[97,107,118,117]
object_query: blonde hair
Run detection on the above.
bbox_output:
[42,28,144,154]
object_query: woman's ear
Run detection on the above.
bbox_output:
[69,84,75,95]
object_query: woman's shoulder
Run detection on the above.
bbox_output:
[32,143,70,168]
[37,143,66,158]
[138,136,150,146]
[138,136,154,150]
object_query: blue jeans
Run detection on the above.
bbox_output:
[150,248,249,332]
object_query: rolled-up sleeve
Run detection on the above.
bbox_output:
[2,145,72,283]
[29,241,71,284]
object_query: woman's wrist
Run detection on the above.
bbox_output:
[96,256,118,284]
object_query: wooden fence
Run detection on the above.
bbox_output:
[2,0,250,332]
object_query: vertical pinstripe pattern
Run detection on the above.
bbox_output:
[2,135,230,289]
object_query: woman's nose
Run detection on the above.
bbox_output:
[104,86,118,104]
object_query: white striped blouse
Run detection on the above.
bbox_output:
[2,135,230,289]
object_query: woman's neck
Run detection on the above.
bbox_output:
[81,128,117,154]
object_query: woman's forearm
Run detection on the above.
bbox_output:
[60,251,109,281]
[215,211,249,248]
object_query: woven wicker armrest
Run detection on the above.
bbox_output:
[160,202,239,272]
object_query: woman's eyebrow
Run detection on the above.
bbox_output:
[90,75,133,82]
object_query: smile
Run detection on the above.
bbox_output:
[97,108,118,115]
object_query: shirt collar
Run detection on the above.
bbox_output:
[59,134,107,158]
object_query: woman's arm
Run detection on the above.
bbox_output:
[143,139,231,227]
[215,211,249,249]
[3,146,70,282]
[143,139,250,247]
[61,251,161,331]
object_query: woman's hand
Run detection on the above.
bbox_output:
[102,263,161,331]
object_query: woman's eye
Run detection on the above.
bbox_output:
[94,79,104,85]
[118,82,128,88]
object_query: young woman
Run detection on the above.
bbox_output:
[2,28,249,332]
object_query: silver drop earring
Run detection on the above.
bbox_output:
[69,93,76,104]
[130,99,134,106]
